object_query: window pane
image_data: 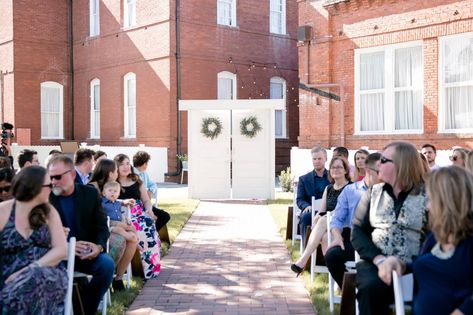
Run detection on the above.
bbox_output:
[395,90,422,130]
[270,82,283,99]
[275,110,282,137]
[395,46,422,88]
[360,93,384,131]
[128,107,136,136]
[93,85,100,110]
[444,37,473,83]
[218,78,233,99]
[218,0,233,25]
[360,52,384,90]
[445,86,473,129]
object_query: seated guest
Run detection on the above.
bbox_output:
[101,181,137,291]
[48,155,114,314]
[0,168,14,202]
[353,149,369,181]
[297,146,330,247]
[291,157,351,276]
[325,153,381,288]
[450,147,469,168]
[74,148,95,185]
[94,150,107,164]
[115,153,161,279]
[133,151,171,231]
[17,149,40,169]
[420,143,440,170]
[333,146,355,178]
[0,166,67,313]
[378,166,473,315]
[0,156,11,169]
[45,149,62,167]
[351,141,429,315]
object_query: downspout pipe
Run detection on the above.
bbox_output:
[165,0,182,177]
[68,0,74,139]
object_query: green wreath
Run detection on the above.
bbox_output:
[240,116,262,138]
[201,117,223,140]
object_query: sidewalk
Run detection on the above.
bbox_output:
[127,201,315,315]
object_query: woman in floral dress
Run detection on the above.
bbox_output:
[0,166,68,314]
[115,154,161,279]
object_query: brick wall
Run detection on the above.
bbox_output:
[298,0,473,151]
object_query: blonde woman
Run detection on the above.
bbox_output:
[379,166,473,315]
[450,148,469,167]
[353,149,369,181]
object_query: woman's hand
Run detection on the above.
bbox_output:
[377,256,404,285]
[328,235,345,250]
[5,266,29,283]
[146,210,157,221]
[450,309,464,315]
[122,199,136,207]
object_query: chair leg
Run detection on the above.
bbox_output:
[180,170,184,184]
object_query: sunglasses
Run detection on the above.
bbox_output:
[50,169,72,181]
[380,156,394,164]
[0,185,11,193]
[42,183,53,189]
[449,156,460,161]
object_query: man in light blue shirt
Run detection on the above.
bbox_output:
[325,152,381,288]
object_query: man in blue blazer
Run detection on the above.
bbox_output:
[296,146,330,246]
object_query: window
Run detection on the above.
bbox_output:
[270,77,287,138]
[40,82,63,139]
[89,0,100,36]
[124,73,136,137]
[124,0,136,28]
[439,33,473,132]
[217,71,237,100]
[355,42,423,134]
[217,0,236,27]
[270,0,286,35]
[90,79,100,138]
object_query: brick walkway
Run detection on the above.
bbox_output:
[127,201,315,315]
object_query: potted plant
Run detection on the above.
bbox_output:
[177,154,188,169]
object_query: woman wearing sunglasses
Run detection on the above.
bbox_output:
[450,148,469,168]
[351,141,429,315]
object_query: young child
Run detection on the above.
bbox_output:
[101,181,137,242]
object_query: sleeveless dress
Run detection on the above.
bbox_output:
[325,182,351,212]
[0,204,68,314]
[119,182,161,279]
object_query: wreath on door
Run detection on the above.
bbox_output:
[240,116,262,138]
[201,117,223,140]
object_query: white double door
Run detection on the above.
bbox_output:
[188,109,273,199]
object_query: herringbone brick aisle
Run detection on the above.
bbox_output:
[127,201,315,315]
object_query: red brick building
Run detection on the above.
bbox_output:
[0,0,298,174]
[298,0,473,150]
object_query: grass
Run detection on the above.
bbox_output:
[106,198,199,315]
[268,191,337,315]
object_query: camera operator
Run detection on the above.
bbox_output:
[0,122,14,168]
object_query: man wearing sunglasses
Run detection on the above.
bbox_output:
[48,154,114,315]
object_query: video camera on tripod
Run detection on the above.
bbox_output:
[1,123,14,144]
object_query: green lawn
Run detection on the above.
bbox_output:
[268,192,337,315]
[106,198,199,315]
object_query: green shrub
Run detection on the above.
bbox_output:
[279,167,293,192]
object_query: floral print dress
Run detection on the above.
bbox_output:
[120,182,161,279]
[0,204,68,314]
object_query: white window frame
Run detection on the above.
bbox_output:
[354,41,424,135]
[90,78,100,139]
[89,0,100,37]
[40,81,64,139]
[270,76,287,138]
[217,71,237,100]
[217,0,237,27]
[124,0,136,28]
[124,72,136,138]
[270,0,286,35]
[438,32,473,133]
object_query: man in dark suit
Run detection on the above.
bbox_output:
[296,146,330,246]
[48,155,114,315]
[74,148,95,185]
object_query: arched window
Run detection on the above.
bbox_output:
[40,81,64,139]
[124,72,136,138]
[90,78,100,138]
[270,76,286,138]
[217,71,237,100]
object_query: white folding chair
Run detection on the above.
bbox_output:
[392,271,414,315]
[64,237,76,315]
[310,197,328,282]
[120,206,134,289]
[292,183,304,253]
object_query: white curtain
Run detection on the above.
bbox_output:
[41,86,61,138]
[444,36,473,129]
[218,77,233,99]
[125,0,136,27]
[270,0,283,34]
[217,0,232,25]
[127,78,136,136]
[92,84,100,137]
[90,0,99,36]
[270,80,284,137]
[359,51,384,131]
[394,46,422,130]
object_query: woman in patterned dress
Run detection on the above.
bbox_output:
[0,166,68,314]
[114,154,161,279]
